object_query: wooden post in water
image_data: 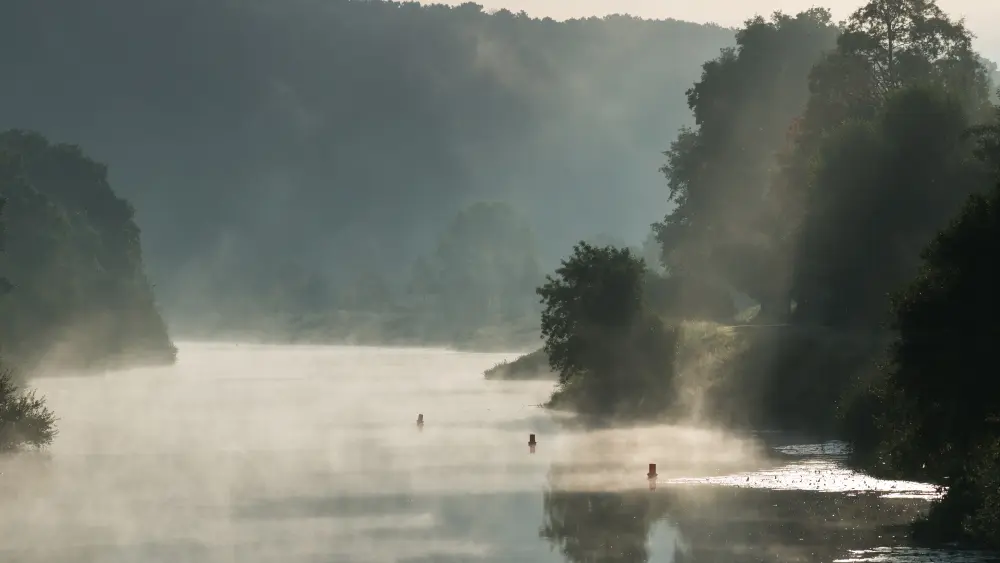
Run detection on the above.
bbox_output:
[647,463,658,490]
[528,433,537,454]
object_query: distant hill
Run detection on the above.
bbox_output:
[0,0,735,343]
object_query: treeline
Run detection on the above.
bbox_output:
[0,0,736,346]
[530,0,999,547]
[0,131,175,372]
[187,200,545,349]
[0,130,176,452]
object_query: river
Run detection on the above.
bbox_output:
[1,342,997,562]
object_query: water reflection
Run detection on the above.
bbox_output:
[540,487,673,563]
[7,344,1000,563]
[540,440,1000,563]
[837,547,1000,562]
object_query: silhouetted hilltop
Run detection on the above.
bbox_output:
[0,0,735,344]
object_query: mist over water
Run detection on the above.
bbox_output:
[2,343,998,562]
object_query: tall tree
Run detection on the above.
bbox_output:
[792,86,992,326]
[0,131,175,371]
[793,0,990,149]
[784,0,994,327]
[537,242,677,415]
[854,130,1000,546]
[653,10,839,321]
[839,0,987,105]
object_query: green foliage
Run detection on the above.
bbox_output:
[839,0,987,105]
[653,9,839,321]
[793,86,991,326]
[0,130,175,372]
[884,182,1000,474]
[839,134,1000,547]
[0,368,56,451]
[537,242,678,416]
[646,7,1000,520]
[911,438,1000,548]
[799,0,990,145]
[772,0,993,325]
[537,243,646,384]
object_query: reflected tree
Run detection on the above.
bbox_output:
[540,489,662,563]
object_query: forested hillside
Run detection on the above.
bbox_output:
[0,131,176,373]
[0,0,734,345]
[522,0,1000,546]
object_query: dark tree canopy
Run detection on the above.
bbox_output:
[0,130,175,372]
[0,369,56,451]
[653,9,839,321]
[841,0,994,120]
[537,243,646,385]
[791,86,992,326]
[641,2,1000,545]
[795,0,991,148]
[846,131,1000,546]
[655,0,998,329]
[537,242,678,416]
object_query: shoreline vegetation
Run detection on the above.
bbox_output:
[0,131,176,377]
[0,130,176,451]
[1,0,998,552]
[485,0,1000,549]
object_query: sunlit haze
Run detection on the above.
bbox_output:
[4,0,1000,559]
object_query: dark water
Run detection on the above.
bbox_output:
[2,343,997,562]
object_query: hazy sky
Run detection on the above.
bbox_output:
[425,0,1000,59]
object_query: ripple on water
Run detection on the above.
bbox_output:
[665,457,942,499]
[836,547,1000,563]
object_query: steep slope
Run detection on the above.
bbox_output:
[0,131,176,372]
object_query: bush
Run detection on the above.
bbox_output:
[537,242,680,418]
[0,369,57,452]
[913,438,1000,548]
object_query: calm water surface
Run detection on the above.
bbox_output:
[2,342,997,563]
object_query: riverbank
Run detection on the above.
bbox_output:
[167,310,542,354]
[493,317,1000,551]
[488,321,881,433]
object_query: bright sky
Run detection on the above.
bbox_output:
[425,0,1000,60]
